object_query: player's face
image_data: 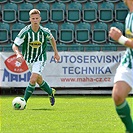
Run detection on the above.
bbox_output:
[30,14,41,26]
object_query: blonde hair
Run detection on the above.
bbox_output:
[29,9,40,16]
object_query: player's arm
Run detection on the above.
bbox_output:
[109,27,133,48]
[50,37,60,62]
[12,44,24,63]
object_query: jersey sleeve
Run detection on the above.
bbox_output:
[14,27,27,46]
[43,27,54,40]
[46,32,53,40]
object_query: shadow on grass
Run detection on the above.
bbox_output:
[31,108,54,111]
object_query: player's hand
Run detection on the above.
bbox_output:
[109,27,122,42]
[54,53,60,63]
[16,54,24,63]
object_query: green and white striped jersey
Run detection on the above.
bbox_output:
[121,12,133,69]
[14,24,53,63]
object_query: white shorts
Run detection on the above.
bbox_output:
[26,61,46,75]
[114,65,133,89]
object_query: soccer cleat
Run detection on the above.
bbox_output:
[49,88,56,106]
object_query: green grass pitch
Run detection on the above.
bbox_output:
[1,95,133,133]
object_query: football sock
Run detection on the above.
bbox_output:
[40,81,52,95]
[116,100,133,132]
[24,83,35,102]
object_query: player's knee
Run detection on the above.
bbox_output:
[30,74,39,84]
[30,77,38,85]
[37,75,43,85]
[112,91,124,105]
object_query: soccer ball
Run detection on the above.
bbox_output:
[12,97,26,110]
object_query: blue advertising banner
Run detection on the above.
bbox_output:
[0,51,125,87]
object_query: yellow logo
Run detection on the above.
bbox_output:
[29,41,42,48]
[125,29,133,40]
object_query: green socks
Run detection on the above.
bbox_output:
[40,81,52,95]
[116,100,133,132]
[24,83,35,102]
[24,81,52,102]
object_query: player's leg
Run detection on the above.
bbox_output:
[24,62,40,102]
[37,75,56,106]
[33,61,56,106]
[112,81,133,132]
[24,73,38,102]
[37,75,52,95]
[32,61,53,95]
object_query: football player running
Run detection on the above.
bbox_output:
[12,9,60,107]
[109,0,133,132]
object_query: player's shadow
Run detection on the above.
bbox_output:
[31,108,54,111]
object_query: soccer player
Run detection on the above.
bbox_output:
[109,0,133,132]
[12,9,60,107]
